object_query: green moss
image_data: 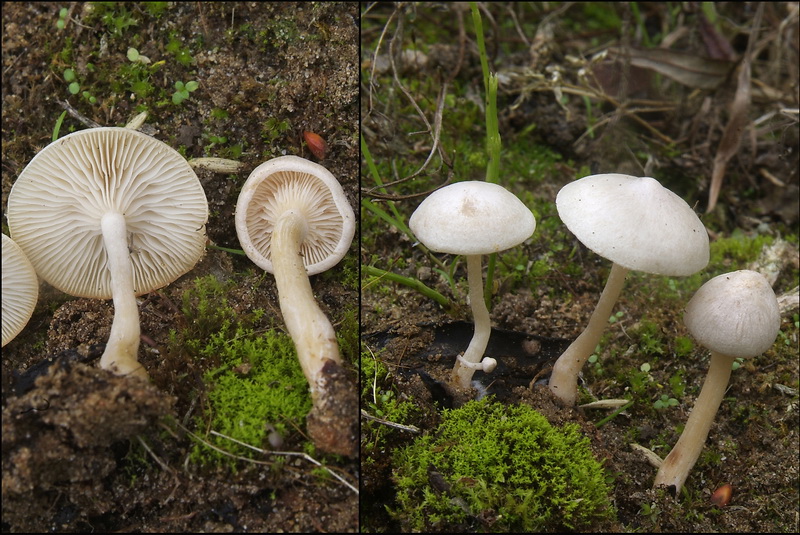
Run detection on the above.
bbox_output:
[361,348,420,457]
[191,324,311,466]
[391,397,615,532]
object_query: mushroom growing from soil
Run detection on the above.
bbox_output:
[7,127,208,380]
[654,270,781,494]
[2,234,39,347]
[409,181,536,388]
[235,155,357,457]
[549,173,709,405]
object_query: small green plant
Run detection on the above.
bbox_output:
[56,7,68,29]
[172,80,199,105]
[391,397,616,532]
[63,68,80,95]
[165,33,194,66]
[608,310,624,324]
[653,394,679,410]
[261,117,290,146]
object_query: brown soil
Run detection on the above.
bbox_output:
[3,2,358,532]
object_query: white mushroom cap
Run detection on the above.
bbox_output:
[409,181,536,255]
[2,234,39,346]
[235,155,355,275]
[7,127,208,298]
[684,270,781,358]
[556,174,709,276]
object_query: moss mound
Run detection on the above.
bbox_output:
[392,397,615,532]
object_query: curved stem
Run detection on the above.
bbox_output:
[452,254,491,387]
[548,262,629,405]
[654,351,733,493]
[272,210,341,396]
[99,212,147,379]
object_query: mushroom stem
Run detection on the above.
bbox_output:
[549,262,629,405]
[271,209,342,393]
[99,212,147,379]
[654,350,733,493]
[452,254,492,388]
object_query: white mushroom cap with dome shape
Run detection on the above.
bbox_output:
[7,127,208,378]
[235,155,357,457]
[684,270,781,358]
[2,234,39,347]
[654,270,781,493]
[549,173,710,405]
[409,180,536,256]
[556,174,709,276]
[235,155,355,276]
[410,181,536,388]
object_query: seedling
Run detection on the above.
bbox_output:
[172,80,199,105]
[56,7,68,29]
[653,394,679,410]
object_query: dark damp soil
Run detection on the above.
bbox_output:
[3,2,358,533]
[360,3,798,533]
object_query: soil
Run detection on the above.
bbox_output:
[3,2,358,533]
[361,3,799,533]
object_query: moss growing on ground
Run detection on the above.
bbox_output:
[190,323,311,466]
[391,397,615,532]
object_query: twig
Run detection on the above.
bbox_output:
[361,409,421,433]
[56,99,101,128]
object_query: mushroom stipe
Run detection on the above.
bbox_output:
[235,155,357,457]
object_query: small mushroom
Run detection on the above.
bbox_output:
[235,155,357,456]
[549,174,709,405]
[654,270,780,494]
[2,234,39,346]
[7,127,208,379]
[409,181,536,388]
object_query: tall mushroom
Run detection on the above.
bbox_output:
[7,127,208,380]
[654,270,781,493]
[549,174,709,405]
[235,155,357,457]
[2,234,39,347]
[409,181,536,388]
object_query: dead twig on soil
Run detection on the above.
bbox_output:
[174,422,358,495]
[360,409,421,433]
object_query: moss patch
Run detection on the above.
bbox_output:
[190,324,311,466]
[391,397,616,532]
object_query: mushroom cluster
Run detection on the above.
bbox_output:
[409,181,536,388]
[548,173,710,405]
[235,155,357,457]
[7,127,208,380]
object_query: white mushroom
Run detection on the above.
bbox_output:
[654,270,781,494]
[2,234,39,346]
[7,127,208,380]
[235,155,356,456]
[409,181,536,388]
[549,174,709,405]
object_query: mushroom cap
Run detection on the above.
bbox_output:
[235,155,355,275]
[7,127,208,298]
[2,234,39,346]
[556,174,709,276]
[409,181,536,255]
[684,270,781,359]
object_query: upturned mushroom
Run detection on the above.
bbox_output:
[7,127,208,379]
[2,234,39,347]
[235,155,357,457]
[549,173,709,405]
[654,270,781,493]
[409,181,536,388]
